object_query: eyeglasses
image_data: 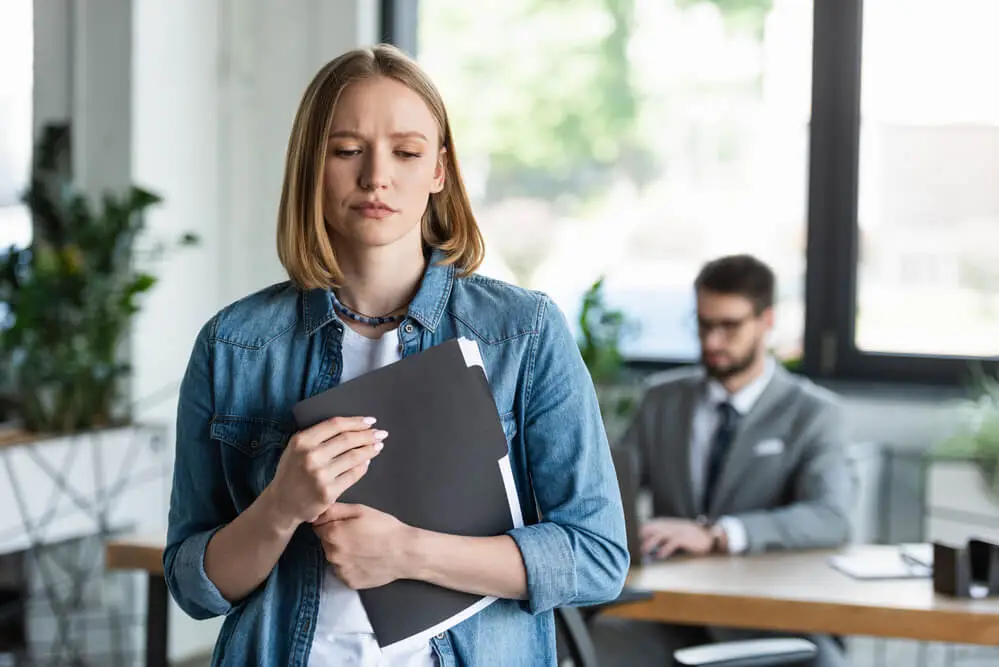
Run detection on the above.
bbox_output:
[695,314,756,339]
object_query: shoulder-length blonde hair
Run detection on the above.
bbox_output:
[276,44,485,290]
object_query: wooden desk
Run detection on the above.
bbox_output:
[111,539,999,663]
[609,545,999,645]
[106,534,165,575]
[106,535,168,667]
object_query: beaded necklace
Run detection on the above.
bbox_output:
[330,289,407,327]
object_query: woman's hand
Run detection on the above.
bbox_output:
[312,503,413,590]
[263,416,387,529]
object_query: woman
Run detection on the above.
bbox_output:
[164,44,628,667]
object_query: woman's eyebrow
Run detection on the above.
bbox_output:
[328,130,428,141]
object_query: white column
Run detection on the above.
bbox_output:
[71,0,132,196]
[217,0,380,305]
[32,0,72,136]
[129,1,226,661]
[130,0,223,431]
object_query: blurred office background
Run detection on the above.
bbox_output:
[0,0,997,665]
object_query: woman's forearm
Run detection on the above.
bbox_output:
[403,530,528,600]
[204,486,299,604]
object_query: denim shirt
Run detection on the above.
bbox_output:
[164,251,629,666]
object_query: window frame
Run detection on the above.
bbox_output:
[384,0,999,387]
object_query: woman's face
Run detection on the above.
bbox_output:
[322,76,445,253]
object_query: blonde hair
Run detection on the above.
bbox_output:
[276,44,485,289]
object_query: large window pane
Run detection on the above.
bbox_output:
[856,0,999,357]
[0,0,33,250]
[417,0,811,361]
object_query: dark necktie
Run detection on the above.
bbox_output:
[703,401,739,513]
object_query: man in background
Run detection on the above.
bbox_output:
[593,254,854,667]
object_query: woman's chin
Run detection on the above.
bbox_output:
[328,216,422,250]
[340,230,421,252]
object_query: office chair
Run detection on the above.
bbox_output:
[560,603,817,667]
[673,638,818,666]
[555,607,600,667]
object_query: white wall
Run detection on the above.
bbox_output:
[841,390,964,451]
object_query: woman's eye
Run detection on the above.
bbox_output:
[334,148,361,157]
[396,151,422,159]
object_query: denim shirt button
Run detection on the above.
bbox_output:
[403,323,415,334]
[436,633,445,640]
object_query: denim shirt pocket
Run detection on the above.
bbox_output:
[210,416,290,504]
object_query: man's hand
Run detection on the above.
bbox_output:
[640,518,718,560]
[312,503,413,590]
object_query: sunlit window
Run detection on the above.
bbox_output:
[856,0,999,357]
[417,0,811,361]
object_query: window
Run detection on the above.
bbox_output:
[0,0,33,251]
[855,0,999,358]
[389,0,999,384]
[413,0,811,362]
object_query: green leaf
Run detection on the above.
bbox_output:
[129,273,157,293]
[127,186,163,213]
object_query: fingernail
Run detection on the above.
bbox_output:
[373,442,384,452]
[362,417,377,425]
[373,430,388,441]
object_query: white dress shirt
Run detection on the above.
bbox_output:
[308,324,437,667]
[688,356,776,554]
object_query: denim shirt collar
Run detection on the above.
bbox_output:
[300,247,455,336]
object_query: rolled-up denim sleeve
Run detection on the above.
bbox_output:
[163,317,237,619]
[507,296,629,614]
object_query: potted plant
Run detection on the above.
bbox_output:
[577,276,639,436]
[934,365,999,494]
[0,124,197,436]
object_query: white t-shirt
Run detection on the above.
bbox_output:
[307,324,437,667]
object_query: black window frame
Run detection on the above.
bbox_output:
[383,0,999,388]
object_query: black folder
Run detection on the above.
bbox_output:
[291,338,521,649]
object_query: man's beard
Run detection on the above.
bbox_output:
[702,344,759,381]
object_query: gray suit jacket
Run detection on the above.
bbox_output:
[616,364,854,553]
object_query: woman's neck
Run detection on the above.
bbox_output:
[334,242,427,319]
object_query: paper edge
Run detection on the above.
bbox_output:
[826,553,930,579]
[457,337,486,376]
[380,595,499,654]
[498,454,525,529]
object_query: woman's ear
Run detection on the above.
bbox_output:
[431,147,447,194]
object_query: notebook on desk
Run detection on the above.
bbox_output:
[828,543,933,580]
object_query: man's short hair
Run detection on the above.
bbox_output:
[694,254,775,313]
